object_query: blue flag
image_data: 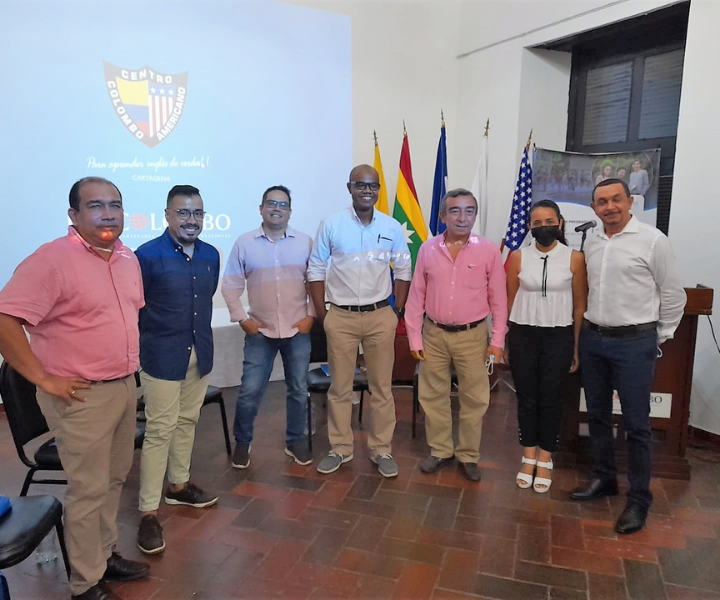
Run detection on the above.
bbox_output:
[429,123,448,235]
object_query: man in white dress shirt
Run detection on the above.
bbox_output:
[569,178,686,535]
[308,164,412,478]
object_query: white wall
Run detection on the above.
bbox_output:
[668,0,720,434]
[454,0,683,245]
[282,0,462,214]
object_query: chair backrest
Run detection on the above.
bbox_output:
[0,361,49,448]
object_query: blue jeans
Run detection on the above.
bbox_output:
[234,332,311,446]
[579,324,658,510]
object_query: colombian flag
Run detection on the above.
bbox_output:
[115,78,150,137]
[392,130,428,267]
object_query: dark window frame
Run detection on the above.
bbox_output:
[543,2,690,234]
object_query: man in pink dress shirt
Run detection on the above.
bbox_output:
[0,177,149,600]
[405,189,508,481]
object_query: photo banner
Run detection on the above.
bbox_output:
[533,148,661,250]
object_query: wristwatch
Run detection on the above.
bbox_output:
[394,306,405,318]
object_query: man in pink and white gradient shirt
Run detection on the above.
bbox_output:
[221,185,315,470]
[405,188,507,482]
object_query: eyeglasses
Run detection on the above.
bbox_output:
[263,200,290,210]
[175,209,205,220]
[350,181,381,191]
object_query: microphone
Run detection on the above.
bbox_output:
[575,220,597,233]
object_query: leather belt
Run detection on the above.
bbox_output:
[88,374,134,385]
[583,319,657,337]
[333,299,390,313]
[428,317,486,333]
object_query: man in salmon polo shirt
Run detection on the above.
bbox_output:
[0,177,150,600]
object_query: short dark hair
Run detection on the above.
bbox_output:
[592,178,631,203]
[167,185,201,207]
[530,199,568,245]
[261,185,292,207]
[69,177,122,211]
[439,188,478,214]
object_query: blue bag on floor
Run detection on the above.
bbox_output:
[0,496,12,599]
[0,496,10,519]
[0,569,9,600]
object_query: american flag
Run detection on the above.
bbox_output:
[503,144,533,255]
[148,84,178,138]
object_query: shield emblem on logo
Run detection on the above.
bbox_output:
[103,61,189,148]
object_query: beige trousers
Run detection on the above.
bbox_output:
[418,319,490,462]
[36,376,136,596]
[324,304,398,455]
[138,348,208,512]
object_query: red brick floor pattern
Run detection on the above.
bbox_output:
[3,382,720,599]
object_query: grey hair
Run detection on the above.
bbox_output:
[440,188,478,214]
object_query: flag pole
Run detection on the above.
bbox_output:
[484,118,490,138]
[373,129,378,147]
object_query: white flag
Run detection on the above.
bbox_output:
[471,133,489,236]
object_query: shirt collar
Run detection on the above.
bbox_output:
[598,215,639,240]
[349,206,376,225]
[437,233,478,248]
[255,225,296,240]
[162,227,199,252]
[67,225,125,255]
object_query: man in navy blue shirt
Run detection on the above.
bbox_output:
[135,185,220,555]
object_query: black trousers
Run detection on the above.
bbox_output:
[579,325,657,510]
[508,323,574,452]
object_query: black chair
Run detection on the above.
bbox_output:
[306,322,369,452]
[0,362,146,495]
[203,386,231,456]
[0,362,66,497]
[0,495,70,581]
[135,383,231,456]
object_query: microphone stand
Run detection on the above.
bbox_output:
[580,229,588,253]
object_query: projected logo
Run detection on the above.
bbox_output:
[103,62,188,148]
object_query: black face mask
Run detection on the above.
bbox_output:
[531,225,560,247]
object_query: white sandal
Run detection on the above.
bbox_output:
[516,457,536,489]
[533,460,553,494]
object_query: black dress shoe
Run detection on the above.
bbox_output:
[420,455,455,473]
[569,478,619,502]
[460,462,482,482]
[72,582,120,600]
[102,551,150,582]
[615,504,648,534]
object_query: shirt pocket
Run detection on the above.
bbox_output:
[464,264,487,290]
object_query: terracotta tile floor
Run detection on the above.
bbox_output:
[2,381,720,599]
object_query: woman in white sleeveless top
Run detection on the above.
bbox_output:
[506,200,587,493]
